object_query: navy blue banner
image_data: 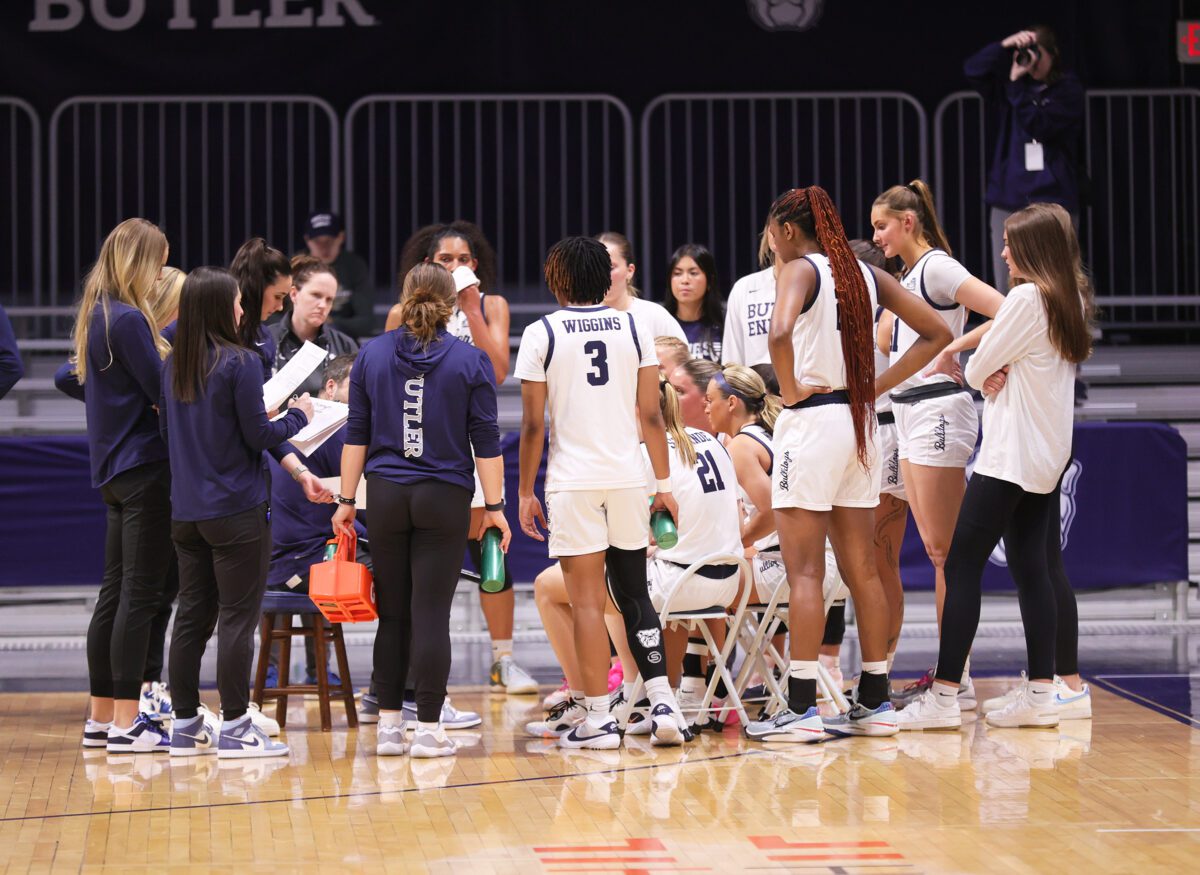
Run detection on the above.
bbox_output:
[0,421,1189,590]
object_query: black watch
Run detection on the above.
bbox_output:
[484,500,505,512]
[335,494,357,506]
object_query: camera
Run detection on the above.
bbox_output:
[1014,43,1041,67]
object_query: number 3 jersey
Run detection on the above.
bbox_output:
[641,427,743,566]
[515,304,657,492]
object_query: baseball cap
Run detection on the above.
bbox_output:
[304,211,343,239]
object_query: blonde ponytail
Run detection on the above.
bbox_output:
[397,263,455,347]
[715,364,781,436]
[659,376,696,467]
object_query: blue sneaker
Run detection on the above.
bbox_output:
[265,665,278,689]
[107,713,171,753]
[822,701,899,737]
[304,670,341,688]
[359,693,380,724]
[170,713,218,757]
[744,706,826,743]
[217,715,289,760]
[139,681,173,723]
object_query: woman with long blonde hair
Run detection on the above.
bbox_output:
[71,218,175,754]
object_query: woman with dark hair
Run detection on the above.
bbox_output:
[898,203,1094,732]
[228,237,292,379]
[965,24,1084,290]
[665,244,724,363]
[161,267,312,759]
[747,186,949,742]
[335,262,509,758]
[393,222,534,696]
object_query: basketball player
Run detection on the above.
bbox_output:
[516,236,688,750]
[746,186,950,741]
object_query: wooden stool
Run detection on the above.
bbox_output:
[253,590,358,731]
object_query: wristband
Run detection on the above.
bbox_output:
[291,465,309,482]
[334,494,357,506]
[484,501,505,512]
[655,478,672,493]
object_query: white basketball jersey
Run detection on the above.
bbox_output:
[787,254,879,391]
[735,423,779,552]
[642,427,742,566]
[874,306,892,414]
[445,293,487,345]
[890,249,970,392]
[515,304,657,492]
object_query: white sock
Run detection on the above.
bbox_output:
[221,714,250,730]
[1027,681,1055,700]
[679,676,704,695]
[585,695,610,728]
[961,656,971,685]
[932,683,958,708]
[492,639,513,661]
[379,711,404,728]
[789,660,820,681]
[643,676,674,710]
[569,689,585,704]
[818,653,841,672]
[861,660,887,677]
[87,719,112,728]
[622,681,637,702]
[886,651,896,673]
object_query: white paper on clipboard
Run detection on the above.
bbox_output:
[263,341,327,411]
[283,398,348,456]
[319,475,367,509]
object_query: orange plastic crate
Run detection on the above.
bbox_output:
[309,530,377,623]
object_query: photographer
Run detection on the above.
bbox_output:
[965,26,1084,291]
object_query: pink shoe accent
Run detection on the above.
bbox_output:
[607,663,624,693]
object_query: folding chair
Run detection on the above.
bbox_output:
[617,553,753,732]
[733,562,850,718]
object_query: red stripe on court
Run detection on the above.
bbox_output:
[537,857,676,864]
[750,835,891,849]
[767,853,905,861]
[535,838,668,853]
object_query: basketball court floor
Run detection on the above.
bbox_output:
[2,672,1197,873]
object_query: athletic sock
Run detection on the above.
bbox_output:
[682,638,706,677]
[379,711,404,728]
[961,656,971,686]
[857,660,889,709]
[492,639,513,662]
[643,676,674,711]
[886,651,897,674]
[932,683,958,708]
[787,660,819,714]
[818,653,841,673]
[1027,681,1055,703]
[585,695,610,729]
[679,676,705,696]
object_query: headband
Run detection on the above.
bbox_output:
[714,371,761,409]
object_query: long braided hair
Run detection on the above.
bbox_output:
[769,186,876,467]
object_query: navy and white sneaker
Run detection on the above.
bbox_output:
[649,703,690,747]
[107,713,171,753]
[359,693,380,724]
[402,697,482,730]
[169,713,218,757]
[217,715,289,759]
[623,698,652,736]
[822,701,899,737]
[83,719,111,748]
[558,718,622,750]
[744,706,826,743]
[526,700,586,738]
[139,681,173,723]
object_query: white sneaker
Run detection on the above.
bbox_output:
[107,714,171,753]
[376,721,409,757]
[140,681,173,723]
[985,683,1059,728]
[543,681,571,710]
[980,673,1028,713]
[957,677,977,711]
[558,719,621,750]
[526,700,585,738]
[410,725,458,758]
[895,690,962,731]
[1053,678,1092,720]
[676,684,705,719]
[490,655,539,695]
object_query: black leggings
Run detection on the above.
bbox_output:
[143,553,179,684]
[368,477,470,722]
[87,461,174,700]
[936,473,1076,684]
[169,503,272,721]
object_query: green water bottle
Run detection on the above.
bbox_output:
[323,541,337,561]
[650,503,679,550]
[480,527,506,593]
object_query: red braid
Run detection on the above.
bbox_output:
[769,186,875,468]
[805,186,875,468]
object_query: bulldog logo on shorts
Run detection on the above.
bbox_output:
[637,628,661,649]
[988,459,1082,567]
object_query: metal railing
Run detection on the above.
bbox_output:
[48,96,339,305]
[640,92,928,295]
[343,94,634,308]
[0,98,41,308]
[935,88,1200,327]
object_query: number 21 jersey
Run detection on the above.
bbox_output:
[515,304,657,492]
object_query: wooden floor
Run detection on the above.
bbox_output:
[1,681,1196,874]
